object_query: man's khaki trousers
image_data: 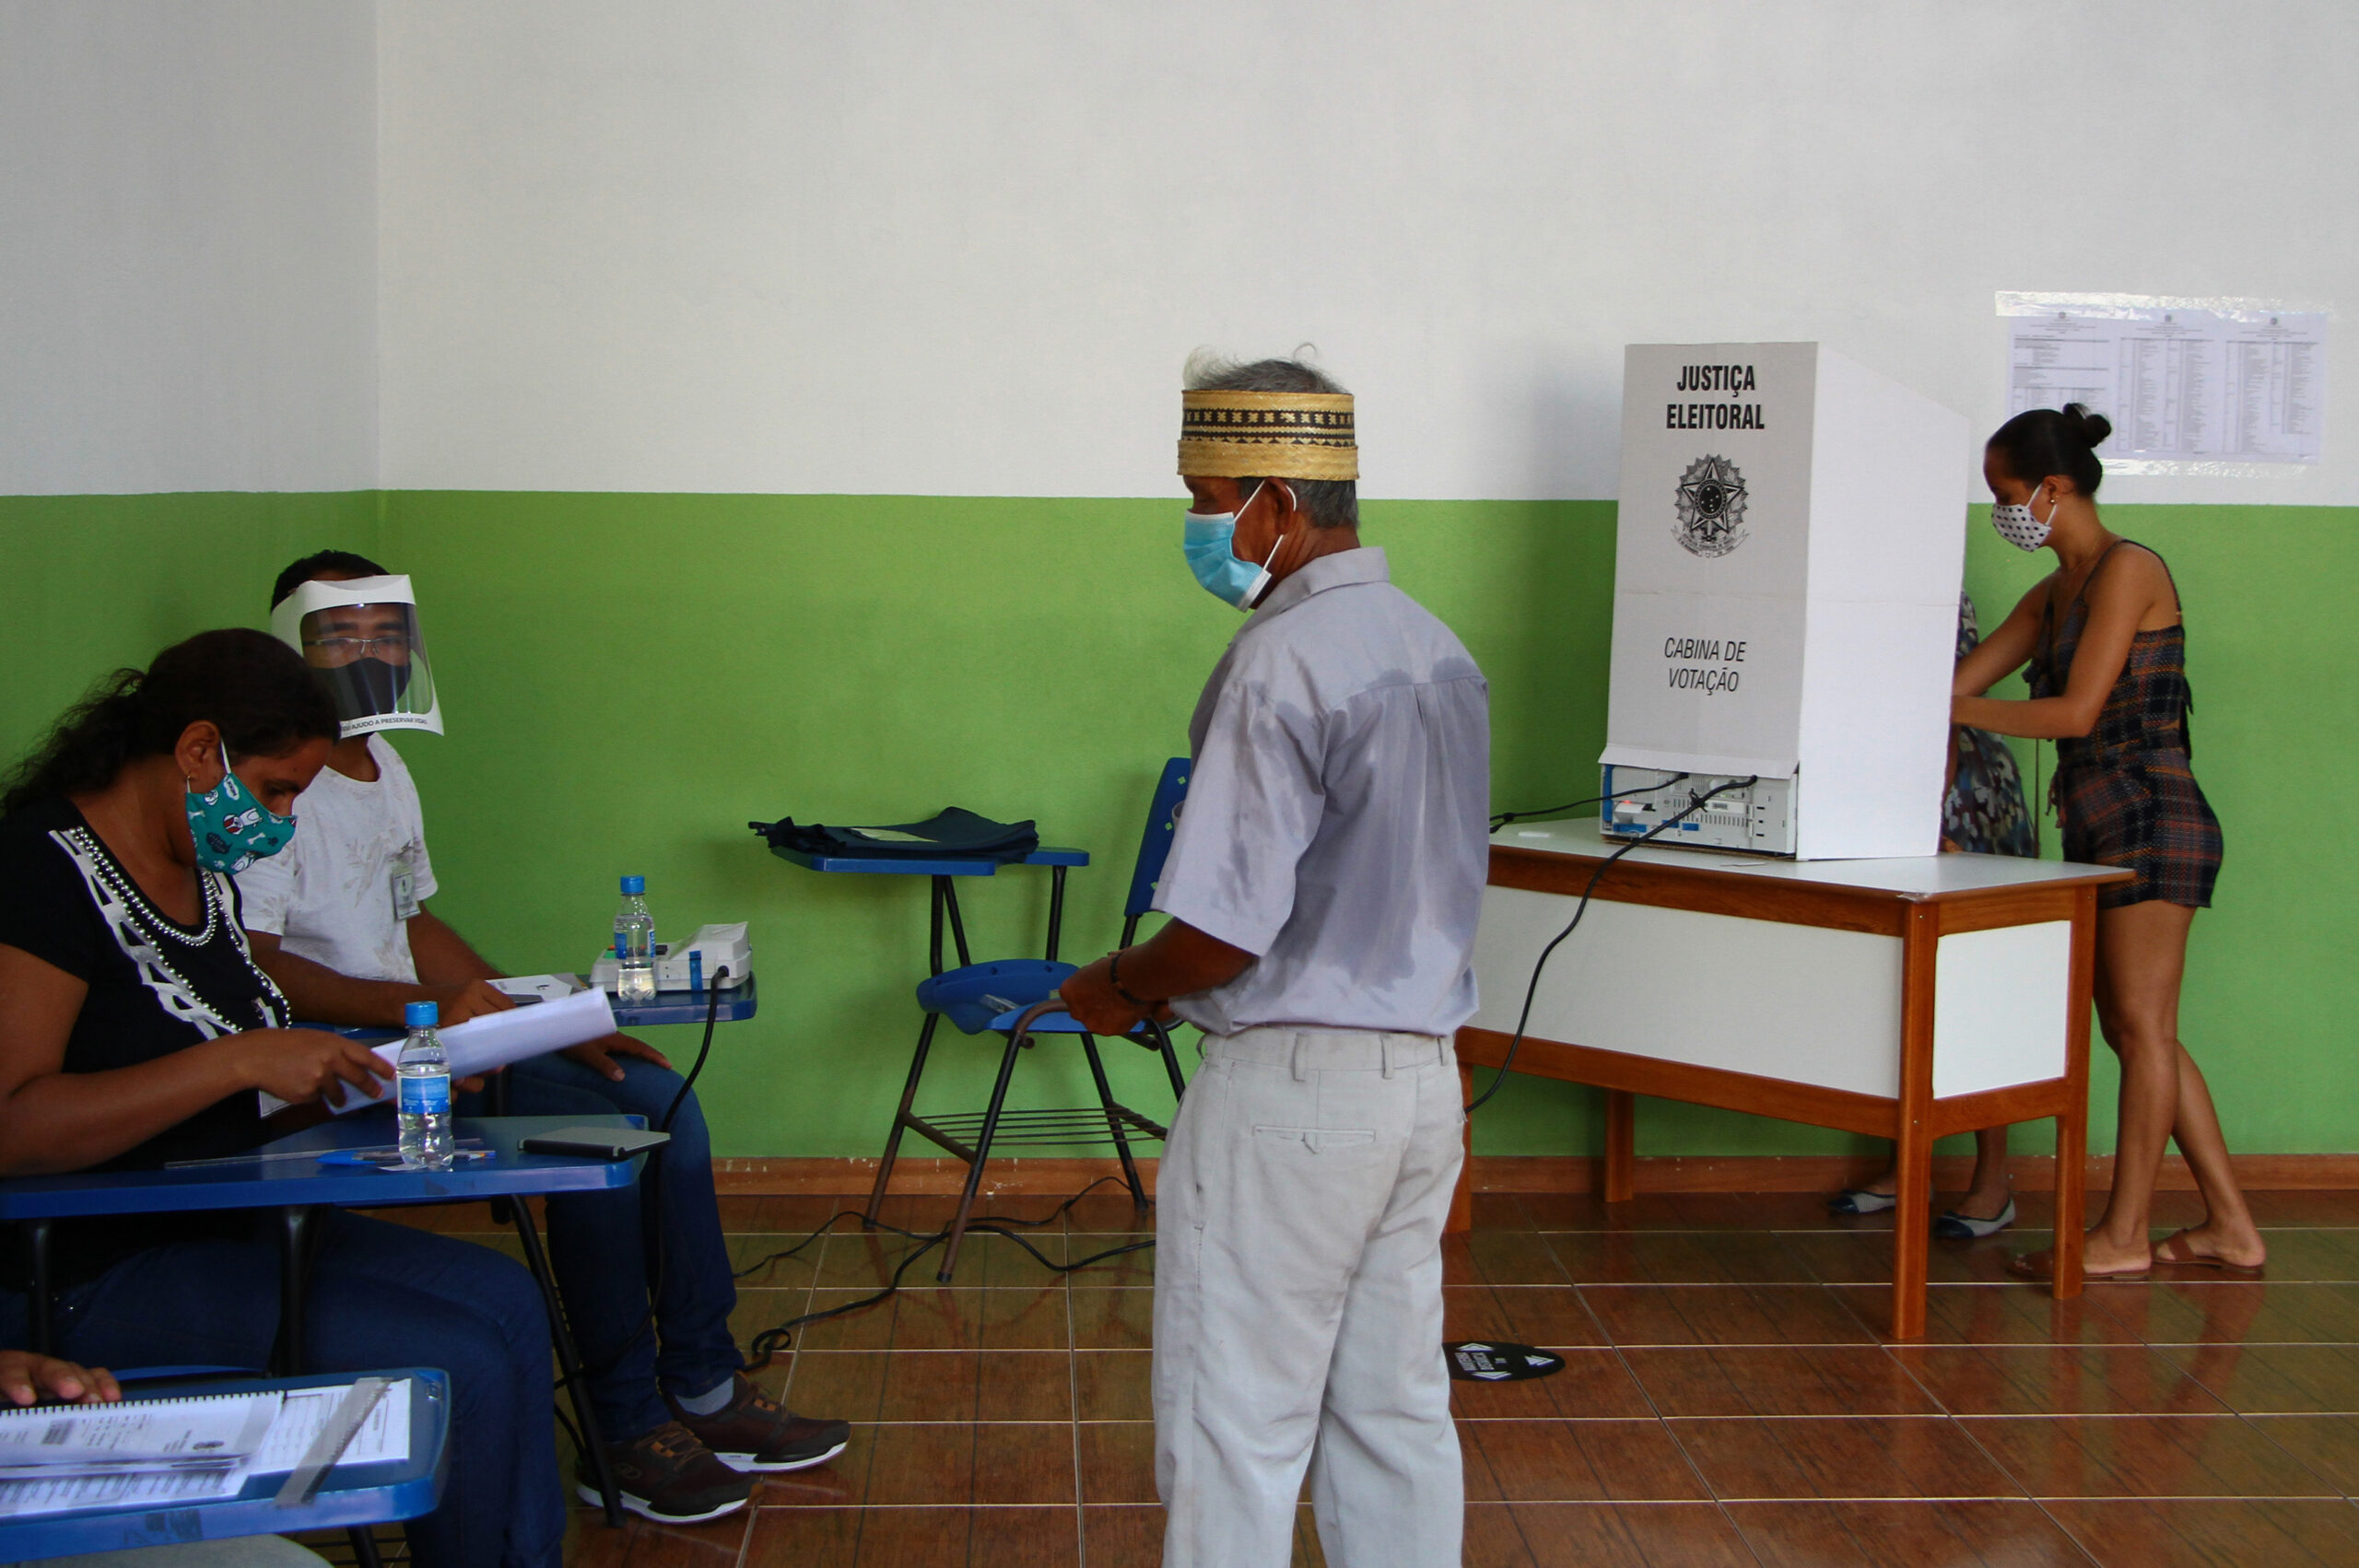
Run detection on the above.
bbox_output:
[1154,1027,1465,1568]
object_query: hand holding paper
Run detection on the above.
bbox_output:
[267,987,619,1117]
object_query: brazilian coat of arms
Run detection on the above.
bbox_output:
[1673,456,1749,558]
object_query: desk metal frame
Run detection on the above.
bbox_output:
[3,1116,644,1527]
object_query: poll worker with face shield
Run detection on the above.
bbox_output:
[239,552,849,1527]
[1059,356,1491,1568]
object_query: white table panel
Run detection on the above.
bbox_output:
[1931,920,2073,1099]
[1469,885,1904,1098]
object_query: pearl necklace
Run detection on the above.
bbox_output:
[64,827,288,1031]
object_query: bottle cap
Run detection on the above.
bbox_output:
[620,874,646,895]
[405,1000,439,1028]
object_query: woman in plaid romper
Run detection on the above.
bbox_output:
[1953,404,2263,1281]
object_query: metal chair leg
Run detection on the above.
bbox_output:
[274,1206,319,1376]
[346,1527,385,1566]
[1077,1031,1147,1210]
[866,1012,942,1229]
[938,1026,1027,1283]
[942,881,974,970]
[1145,1017,1188,1101]
[508,1199,622,1527]
[24,1222,53,1356]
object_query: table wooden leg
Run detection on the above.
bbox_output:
[1890,904,1938,1341]
[1446,1064,1473,1235]
[1602,1090,1636,1203]
[2053,884,2098,1302]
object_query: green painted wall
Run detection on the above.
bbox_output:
[2,491,2351,1164]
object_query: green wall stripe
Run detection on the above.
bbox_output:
[1,491,2349,1162]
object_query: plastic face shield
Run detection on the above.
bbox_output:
[270,575,443,738]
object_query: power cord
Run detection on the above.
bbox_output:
[564,965,730,1393]
[1491,769,1689,834]
[1464,776,1759,1114]
[736,1177,1156,1368]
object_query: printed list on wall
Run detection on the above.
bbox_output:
[2000,292,2327,473]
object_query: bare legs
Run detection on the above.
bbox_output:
[2078,899,2264,1272]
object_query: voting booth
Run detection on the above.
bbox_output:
[1601,343,1969,859]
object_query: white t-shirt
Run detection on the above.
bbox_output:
[236,736,438,984]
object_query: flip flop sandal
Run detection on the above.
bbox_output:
[2007,1247,2151,1282]
[1827,1188,1897,1215]
[1934,1197,2016,1240]
[2153,1229,2266,1276]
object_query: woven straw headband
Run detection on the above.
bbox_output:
[1178,391,1358,481]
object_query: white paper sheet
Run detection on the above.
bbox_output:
[264,985,619,1117]
[252,1379,411,1474]
[0,1461,249,1515]
[2001,293,2328,471]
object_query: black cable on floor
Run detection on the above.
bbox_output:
[737,1177,1156,1369]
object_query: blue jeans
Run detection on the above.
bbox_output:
[2,1211,564,1568]
[475,1054,740,1443]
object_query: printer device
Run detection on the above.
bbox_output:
[590,921,753,992]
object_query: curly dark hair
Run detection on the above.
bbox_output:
[3,629,340,814]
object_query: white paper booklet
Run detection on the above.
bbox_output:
[0,1378,414,1519]
[0,1392,280,1474]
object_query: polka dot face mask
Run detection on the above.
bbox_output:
[1990,482,2057,551]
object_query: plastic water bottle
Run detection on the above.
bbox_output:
[614,875,657,1006]
[396,1000,453,1171]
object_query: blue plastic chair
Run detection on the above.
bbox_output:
[865,759,1194,1279]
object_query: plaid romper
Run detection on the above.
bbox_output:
[2026,541,2223,909]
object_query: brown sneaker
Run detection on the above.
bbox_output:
[668,1372,851,1473]
[577,1421,751,1524]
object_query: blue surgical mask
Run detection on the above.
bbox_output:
[1182,483,1285,610]
[185,745,297,875]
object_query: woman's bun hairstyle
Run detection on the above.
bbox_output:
[2,628,338,815]
[1988,402,2108,497]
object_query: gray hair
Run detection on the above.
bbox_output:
[1181,351,1359,530]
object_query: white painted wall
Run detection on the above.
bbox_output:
[379,0,2359,504]
[0,1,378,496]
[7,4,2352,502]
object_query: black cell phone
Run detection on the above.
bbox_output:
[518,1127,674,1160]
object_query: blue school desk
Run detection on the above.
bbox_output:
[312,974,758,1040]
[0,1115,646,1527]
[0,1367,451,1562]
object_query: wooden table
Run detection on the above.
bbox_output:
[1453,821,2132,1339]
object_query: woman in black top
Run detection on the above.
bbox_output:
[0,630,563,1568]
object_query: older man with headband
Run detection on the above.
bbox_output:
[1061,355,1490,1568]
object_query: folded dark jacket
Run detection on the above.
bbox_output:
[749,807,1039,862]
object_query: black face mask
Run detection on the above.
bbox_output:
[320,657,413,722]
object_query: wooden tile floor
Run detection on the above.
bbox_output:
[369,1188,2359,1566]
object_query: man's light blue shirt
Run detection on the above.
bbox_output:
[1154,546,1491,1038]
